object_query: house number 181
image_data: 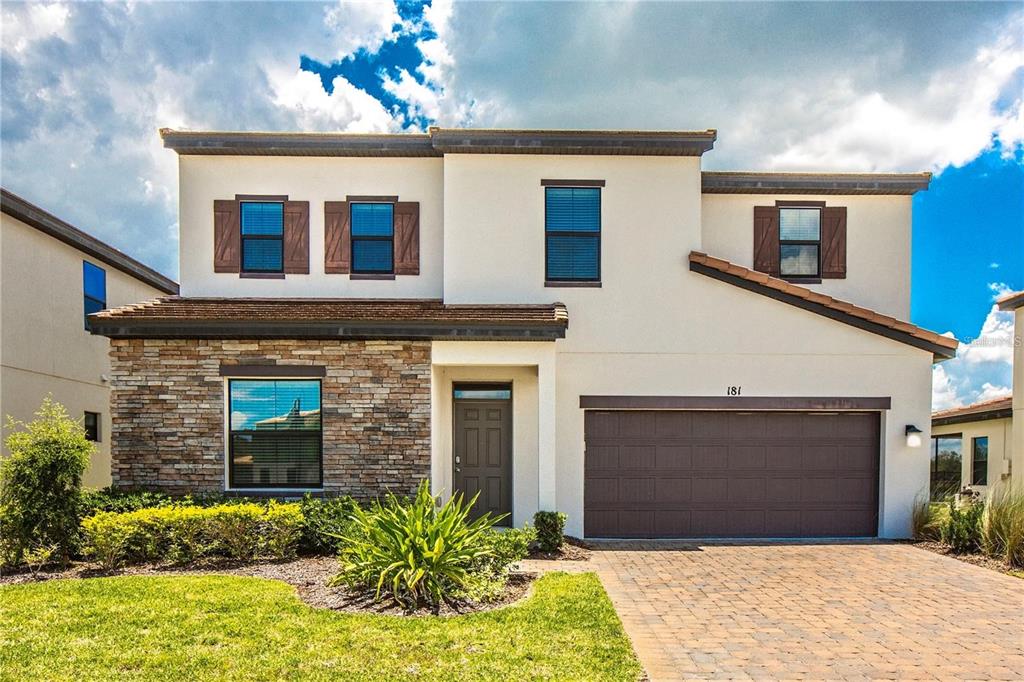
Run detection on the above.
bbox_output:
[726,386,742,396]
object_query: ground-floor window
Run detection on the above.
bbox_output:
[971,436,988,486]
[930,435,962,500]
[228,379,322,488]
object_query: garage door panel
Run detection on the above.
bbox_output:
[585,410,879,538]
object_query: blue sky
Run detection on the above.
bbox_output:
[1,1,1021,409]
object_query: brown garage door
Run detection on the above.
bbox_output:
[584,410,880,538]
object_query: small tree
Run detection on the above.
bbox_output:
[0,398,93,566]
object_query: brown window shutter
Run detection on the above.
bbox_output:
[394,201,420,275]
[213,199,240,273]
[282,201,310,274]
[324,201,350,273]
[820,206,847,279]
[753,206,780,276]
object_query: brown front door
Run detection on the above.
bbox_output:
[584,410,880,538]
[454,393,512,524]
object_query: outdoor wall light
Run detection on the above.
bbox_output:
[905,424,923,448]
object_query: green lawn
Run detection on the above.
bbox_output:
[0,572,641,681]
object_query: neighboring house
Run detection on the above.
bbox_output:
[930,397,1013,499]
[87,127,959,539]
[998,290,1024,489]
[0,188,179,487]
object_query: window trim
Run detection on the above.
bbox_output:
[240,201,285,274]
[350,201,396,275]
[544,185,602,283]
[930,433,963,500]
[84,411,100,442]
[971,436,989,486]
[225,377,324,491]
[778,205,822,280]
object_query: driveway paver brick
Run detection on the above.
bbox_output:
[579,542,1023,681]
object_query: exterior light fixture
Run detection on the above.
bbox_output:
[905,424,923,448]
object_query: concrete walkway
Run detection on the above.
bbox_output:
[526,542,1024,681]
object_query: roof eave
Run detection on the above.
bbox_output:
[701,171,932,195]
[997,291,1024,311]
[932,407,1014,427]
[0,188,179,295]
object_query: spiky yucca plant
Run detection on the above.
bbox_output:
[983,484,1024,569]
[332,481,505,609]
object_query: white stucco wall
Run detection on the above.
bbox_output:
[1013,309,1023,489]
[701,194,912,319]
[177,155,444,298]
[932,417,1013,493]
[0,212,169,487]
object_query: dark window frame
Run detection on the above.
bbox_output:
[930,433,963,500]
[83,261,106,331]
[544,185,602,283]
[350,201,396,275]
[971,436,989,486]
[84,411,100,442]
[227,378,324,490]
[240,201,285,274]
[778,206,822,280]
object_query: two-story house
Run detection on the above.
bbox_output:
[88,128,957,539]
[1,188,179,486]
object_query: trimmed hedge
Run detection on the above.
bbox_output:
[81,502,303,568]
[534,511,567,552]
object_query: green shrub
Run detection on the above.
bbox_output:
[941,498,984,554]
[911,495,946,541]
[79,488,180,516]
[332,481,504,609]
[461,525,536,602]
[534,511,567,552]
[299,494,359,554]
[0,398,93,566]
[983,484,1024,569]
[80,503,304,569]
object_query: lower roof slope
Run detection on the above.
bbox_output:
[932,396,1013,426]
[689,251,958,360]
[88,297,568,341]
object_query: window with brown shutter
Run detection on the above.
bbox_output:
[213,199,241,273]
[324,201,351,273]
[820,206,847,279]
[283,201,310,274]
[394,201,420,275]
[752,206,780,276]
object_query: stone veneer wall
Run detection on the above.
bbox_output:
[108,339,431,498]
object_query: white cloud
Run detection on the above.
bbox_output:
[0,2,69,54]
[383,68,440,125]
[932,283,1016,410]
[323,1,401,58]
[269,68,396,132]
[769,14,1024,171]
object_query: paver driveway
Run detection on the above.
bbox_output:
[589,542,1024,681]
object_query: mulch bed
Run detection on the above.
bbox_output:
[0,556,538,616]
[527,536,592,561]
[910,540,1022,577]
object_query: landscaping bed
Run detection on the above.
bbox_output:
[910,540,1024,578]
[0,572,642,681]
[528,536,592,561]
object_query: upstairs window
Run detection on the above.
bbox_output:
[240,202,284,273]
[545,187,601,282]
[779,207,820,278]
[971,436,988,486]
[228,379,322,489]
[351,203,394,273]
[84,412,100,442]
[83,261,106,330]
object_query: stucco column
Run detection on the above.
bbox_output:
[1013,310,1023,490]
[537,350,557,511]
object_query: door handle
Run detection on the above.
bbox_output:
[455,467,461,473]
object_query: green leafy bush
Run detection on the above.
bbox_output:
[299,494,359,554]
[0,398,93,566]
[332,481,503,609]
[81,502,305,569]
[534,511,567,552]
[461,526,537,602]
[941,498,984,554]
[982,484,1024,568]
[79,488,180,516]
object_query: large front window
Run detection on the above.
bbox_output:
[228,379,322,488]
[779,207,821,278]
[930,435,962,500]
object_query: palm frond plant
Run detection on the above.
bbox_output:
[331,481,505,610]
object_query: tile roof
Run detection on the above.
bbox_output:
[688,252,958,359]
[932,396,1013,425]
[88,297,568,341]
[997,290,1024,311]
